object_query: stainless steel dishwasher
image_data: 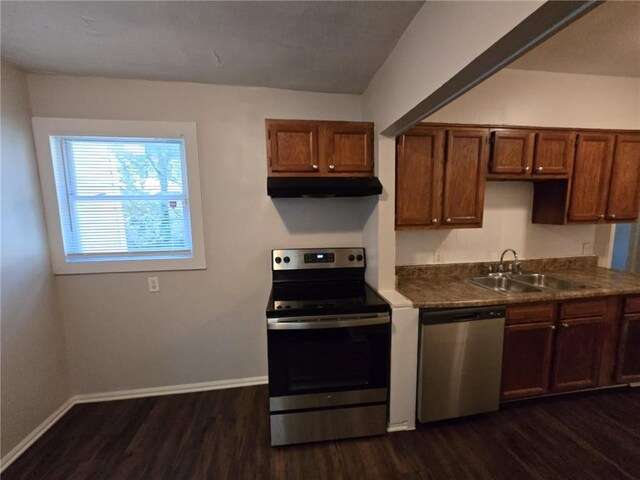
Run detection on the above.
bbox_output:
[418,305,506,423]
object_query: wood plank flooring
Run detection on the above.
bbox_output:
[4,385,639,479]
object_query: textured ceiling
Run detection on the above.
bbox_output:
[0,1,424,93]
[509,1,640,78]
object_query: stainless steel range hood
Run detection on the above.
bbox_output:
[267,177,383,198]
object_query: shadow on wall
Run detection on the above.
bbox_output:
[271,196,378,234]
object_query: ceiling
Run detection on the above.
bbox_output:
[508,1,640,78]
[0,1,424,94]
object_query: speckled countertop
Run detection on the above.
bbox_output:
[396,256,640,309]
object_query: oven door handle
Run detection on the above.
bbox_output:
[267,313,390,330]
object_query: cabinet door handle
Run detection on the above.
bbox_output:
[445,218,452,223]
[312,164,319,170]
[328,164,335,170]
[561,322,569,328]
[432,218,439,224]
[549,325,556,330]
[523,166,531,172]
[536,166,544,172]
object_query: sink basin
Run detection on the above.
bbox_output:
[469,276,544,295]
[507,273,593,291]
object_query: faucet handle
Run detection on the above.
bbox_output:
[484,264,493,275]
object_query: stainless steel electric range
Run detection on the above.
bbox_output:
[265,248,391,446]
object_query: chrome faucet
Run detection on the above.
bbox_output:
[498,249,522,274]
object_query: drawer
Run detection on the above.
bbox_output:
[506,303,555,325]
[560,298,607,319]
[624,296,640,314]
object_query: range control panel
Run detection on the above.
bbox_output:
[272,248,365,270]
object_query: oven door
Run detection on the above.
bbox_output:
[267,313,390,400]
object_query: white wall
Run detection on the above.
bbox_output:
[1,60,71,457]
[361,1,544,289]
[397,69,640,266]
[26,74,373,395]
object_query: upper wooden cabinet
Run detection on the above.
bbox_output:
[534,133,639,225]
[399,122,639,226]
[395,126,488,230]
[489,129,535,176]
[396,128,444,227]
[323,123,373,174]
[442,129,489,226]
[568,133,615,222]
[533,131,576,176]
[606,135,640,222]
[265,119,373,177]
[489,129,575,180]
[267,121,319,174]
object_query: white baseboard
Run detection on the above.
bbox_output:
[387,421,414,433]
[73,375,268,404]
[0,375,268,473]
[0,398,75,473]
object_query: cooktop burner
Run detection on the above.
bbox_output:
[267,281,389,317]
[266,248,390,318]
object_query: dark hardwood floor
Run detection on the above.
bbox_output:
[4,385,640,479]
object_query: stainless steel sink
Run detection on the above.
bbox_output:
[469,276,544,295]
[507,273,593,291]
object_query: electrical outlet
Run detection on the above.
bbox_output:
[148,276,160,292]
[434,251,444,264]
[582,242,594,255]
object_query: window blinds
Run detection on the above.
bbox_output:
[49,136,193,261]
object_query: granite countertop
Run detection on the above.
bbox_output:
[396,256,640,309]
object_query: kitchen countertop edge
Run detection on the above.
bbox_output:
[397,266,640,309]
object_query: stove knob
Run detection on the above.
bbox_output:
[275,257,282,264]
[348,254,355,261]
[285,305,291,309]
[356,254,363,262]
[277,305,283,309]
[283,256,290,263]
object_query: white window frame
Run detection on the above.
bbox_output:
[32,118,206,274]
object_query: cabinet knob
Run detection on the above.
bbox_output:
[523,166,531,172]
[609,214,616,219]
[536,166,544,172]
[312,164,319,170]
[549,325,556,330]
[445,218,452,223]
[328,164,335,170]
[562,322,569,328]
[432,218,438,224]
[599,214,605,219]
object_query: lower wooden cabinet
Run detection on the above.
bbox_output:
[501,299,608,400]
[616,313,640,383]
[550,316,604,391]
[501,321,554,400]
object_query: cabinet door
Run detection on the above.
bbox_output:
[501,322,555,400]
[267,120,319,174]
[396,129,444,228]
[323,123,373,174]
[615,313,640,383]
[551,316,604,392]
[568,134,615,222]
[441,129,489,226]
[533,132,575,175]
[490,129,534,175]
[606,135,640,222]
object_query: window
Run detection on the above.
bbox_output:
[32,118,206,274]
